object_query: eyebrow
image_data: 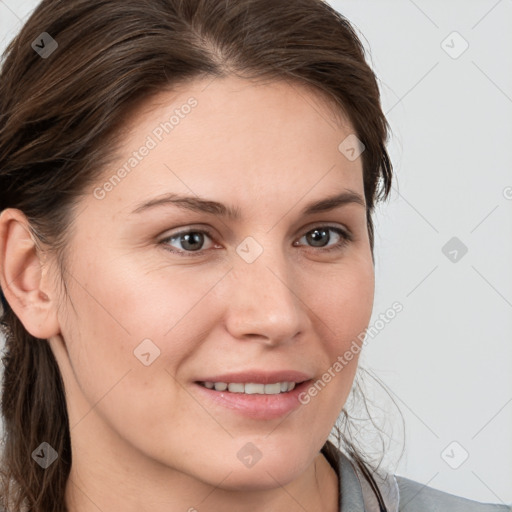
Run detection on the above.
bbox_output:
[130,189,366,219]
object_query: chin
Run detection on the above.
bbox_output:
[213,462,304,492]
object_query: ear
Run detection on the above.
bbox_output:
[0,208,60,339]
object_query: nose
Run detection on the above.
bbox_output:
[223,242,311,347]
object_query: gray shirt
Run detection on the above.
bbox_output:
[333,447,512,511]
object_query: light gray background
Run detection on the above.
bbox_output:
[0,0,511,505]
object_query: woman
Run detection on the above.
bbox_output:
[0,1,509,511]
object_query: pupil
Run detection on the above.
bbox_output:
[182,232,203,251]
[308,228,329,247]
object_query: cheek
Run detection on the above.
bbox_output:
[57,267,202,441]
[309,259,374,350]
[69,249,218,340]
[59,253,230,407]
[294,259,374,416]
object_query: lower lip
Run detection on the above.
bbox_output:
[192,380,313,420]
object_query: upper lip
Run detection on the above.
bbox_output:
[195,370,313,385]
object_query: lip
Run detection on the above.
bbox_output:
[194,370,313,385]
[192,378,314,420]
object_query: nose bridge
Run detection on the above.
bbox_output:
[226,234,307,342]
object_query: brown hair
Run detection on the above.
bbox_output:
[0,0,394,510]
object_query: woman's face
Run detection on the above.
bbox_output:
[49,76,374,493]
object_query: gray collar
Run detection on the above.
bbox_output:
[337,450,400,512]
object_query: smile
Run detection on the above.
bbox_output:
[198,381,299,394]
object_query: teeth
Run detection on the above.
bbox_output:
[202,381,299,394]
[264,383,281,394]
[228,383,245,393]
[245,383,264,394]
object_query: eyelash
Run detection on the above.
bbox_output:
[159,225,353,257]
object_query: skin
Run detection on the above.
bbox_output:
[0,76,375,512]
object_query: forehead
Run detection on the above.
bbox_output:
[91,75,364,215]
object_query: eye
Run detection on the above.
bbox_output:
[161,228,216,255]
[294,225,352,253]
[160,225,352,257]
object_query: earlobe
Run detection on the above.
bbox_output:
[0,208,60,339]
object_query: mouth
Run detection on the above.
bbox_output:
[195,380,307,395]
[192,379,314,420]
